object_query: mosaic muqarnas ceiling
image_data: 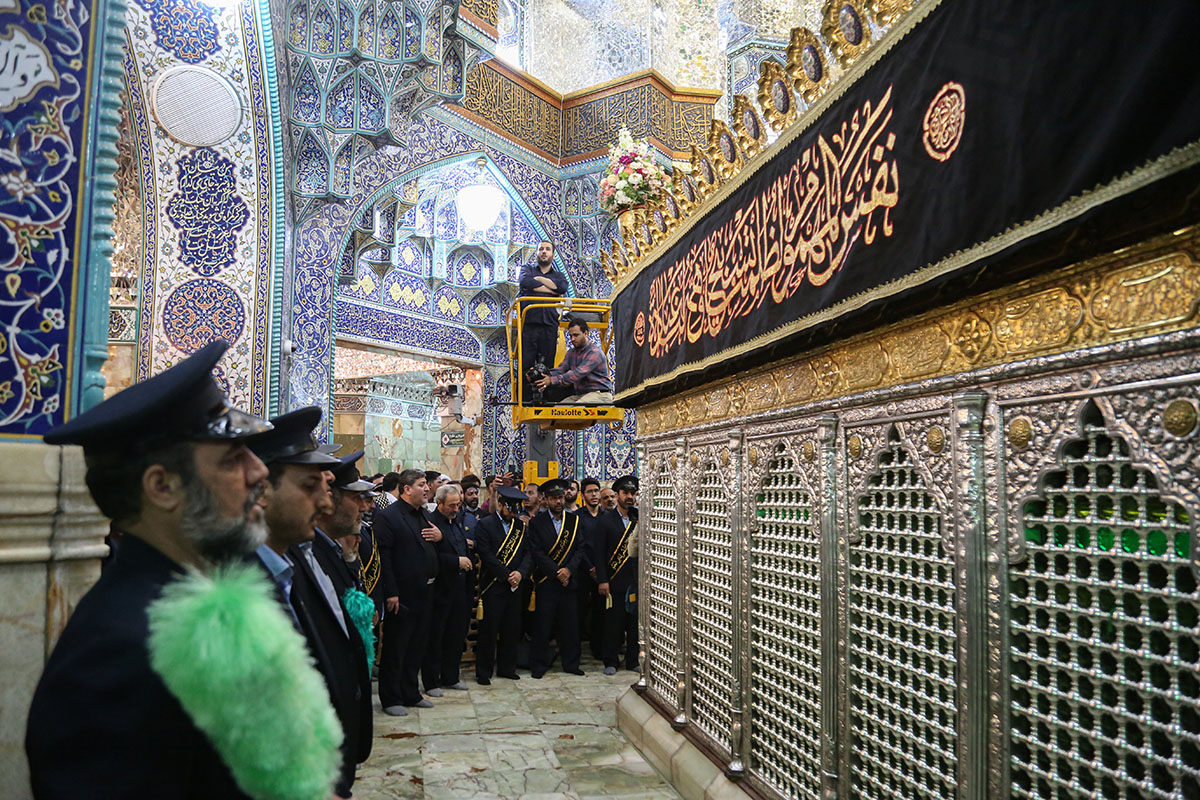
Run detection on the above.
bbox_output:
[286,0,490,200]
[335,155,546,355]
[517,0,828,117]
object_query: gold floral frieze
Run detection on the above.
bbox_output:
[637,232,1200,436]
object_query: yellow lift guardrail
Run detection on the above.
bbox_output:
[503,295,626,432]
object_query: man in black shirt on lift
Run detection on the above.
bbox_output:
[517,240,567,404]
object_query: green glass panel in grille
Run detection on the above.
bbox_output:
[750,454,822,799]
[849,433,957,800]
[647,472,680,709]
[1010,406,1200,800]
[692,461,735,750]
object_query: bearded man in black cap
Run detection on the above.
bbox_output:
[27,341,343,800]
[595,474,640,675]
[248,408,373,800]
[528,477,587,677]
[474,486,533,684]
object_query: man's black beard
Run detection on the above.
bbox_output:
[179,480,267,563]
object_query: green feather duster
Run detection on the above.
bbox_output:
[341,586,376,670]
[147,562,343,800]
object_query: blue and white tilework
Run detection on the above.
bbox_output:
[0,0,92,435]
[125,0,278,415]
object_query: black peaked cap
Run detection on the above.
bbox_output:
[43,341,271,450]
[247,406,340,466]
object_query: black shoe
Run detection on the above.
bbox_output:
[530,671,545,679]
[476,676,491,686]
[566,668,585,676]
[497,672,520,680]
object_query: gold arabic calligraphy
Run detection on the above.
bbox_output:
[646,85,899,357]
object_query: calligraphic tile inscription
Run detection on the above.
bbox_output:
[166,148,250,277]
[0,0,91,434]
[459,0,497,29]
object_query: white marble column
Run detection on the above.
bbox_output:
[0,442,107,799]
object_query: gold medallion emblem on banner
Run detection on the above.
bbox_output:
[924,81,966,161]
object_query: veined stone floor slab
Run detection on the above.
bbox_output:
[354,657,680,800]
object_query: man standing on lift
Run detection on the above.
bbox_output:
[518,240,567,404]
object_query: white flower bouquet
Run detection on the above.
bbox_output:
[598,126,673,214]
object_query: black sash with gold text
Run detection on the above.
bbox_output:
[611,0,1200,404]
[538,514,579,584]
[608,520,635,581]
[480,519,524,595]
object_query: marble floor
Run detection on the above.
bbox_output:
[354,658,680,800]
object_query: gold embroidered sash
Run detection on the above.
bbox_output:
[608,519,635,580]
[479,518,524,595]
[538,514,578,583]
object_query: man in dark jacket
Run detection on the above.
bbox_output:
[528,478,587,677]
[595,474,640,675]
[248,409,373,799]
[374,468,440,715]
[26,341,285,799]
[423,483,473,695]
[517,240,567,403]
[474,486,533,684]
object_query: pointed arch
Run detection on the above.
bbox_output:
[295,131,330,196]
[325,72,355,130]
[292,60,321,124]
[310,0,335,54]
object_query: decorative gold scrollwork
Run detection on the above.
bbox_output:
[731,95,767,159]
[757,60,798,133]
[822,0,871,68]
[707,119,743,181]
[867,0,914,27]
[786,27,833,104]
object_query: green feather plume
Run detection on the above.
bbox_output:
[341,587,376,670]
[147,562,343,800]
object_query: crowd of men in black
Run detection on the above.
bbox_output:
[23,342,639,800]
[365,467,640,713]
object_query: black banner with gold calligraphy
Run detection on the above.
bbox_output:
[613,0,1200,403]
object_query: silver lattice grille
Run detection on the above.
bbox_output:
[1010,406,1200,799]
[647,469,680,709]
[849,433,957,800]
[693,461,735,750]
[750,453,822,799]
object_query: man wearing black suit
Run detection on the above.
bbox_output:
[374,468,440,715]
[423,483,473,695]
[248,409,373,800]
[528,478,587,677]
[474,486,533,684]
[27,342,283,799]
[595,474,641,675]
[576,477,606,658]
